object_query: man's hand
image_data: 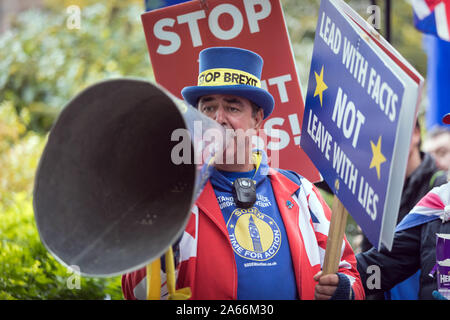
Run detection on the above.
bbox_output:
[314,271,339,300]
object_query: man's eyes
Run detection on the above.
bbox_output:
[227,106,240,112]
[201,105,241,113]
[201,105,215,112]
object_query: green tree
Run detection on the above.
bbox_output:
[0,0,154,299]
[0,0,153,134]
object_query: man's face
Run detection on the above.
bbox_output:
[424,132,450,171]
[198,94,263,132]
[198,94,264,166]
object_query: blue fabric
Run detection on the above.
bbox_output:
[413,11,438,36]
[423,35,450,130]
[145,0,189,11]
[218,169,256,183]
[386,270,421,300]
[395,179,444,231]
[395,213,441,232]
[210,156,297,300]
[390,205,437,300]
[331,273,354,300]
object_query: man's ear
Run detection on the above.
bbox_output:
[254,108,264,130]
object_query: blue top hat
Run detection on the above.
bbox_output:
[181,47,274,119]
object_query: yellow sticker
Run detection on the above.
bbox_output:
[197,68,261,88]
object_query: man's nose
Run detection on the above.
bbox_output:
[213,106,227,125]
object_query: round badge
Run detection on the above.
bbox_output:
[227,207,281,261]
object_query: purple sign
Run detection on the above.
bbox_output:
[301,0,423,250]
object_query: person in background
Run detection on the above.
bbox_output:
[423,127,450,173]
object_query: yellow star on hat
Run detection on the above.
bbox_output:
[369,136,386,180]
[314,65,328,107]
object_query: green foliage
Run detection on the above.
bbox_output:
[0,192,123,300]
[366,0,427,76]
[0,101,44,204]
[0,1,153,134]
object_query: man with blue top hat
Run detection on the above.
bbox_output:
[122,47,364,300]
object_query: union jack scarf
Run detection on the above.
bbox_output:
[412,0,450,41]
[396,181,450,232]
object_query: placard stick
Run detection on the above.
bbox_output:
[322,195,348,275]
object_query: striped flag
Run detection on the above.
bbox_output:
[389,181,449,300]
[396,182,450,232]
[412,0,450,129]
[412,0,450,41]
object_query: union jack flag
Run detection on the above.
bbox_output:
[412,0,450,41]
[396,182,450,232]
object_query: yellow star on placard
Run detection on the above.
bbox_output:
[314,66,328,107]
[369,136,387,180]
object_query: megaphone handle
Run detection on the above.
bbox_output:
[145,248,192,300]
[165,247,192,300]
[146,259,161,300]
[165,247,176,295]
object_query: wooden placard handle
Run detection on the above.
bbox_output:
[322,195,348,275]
